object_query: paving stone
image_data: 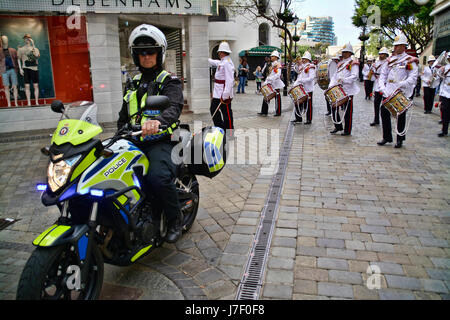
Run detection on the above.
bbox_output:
[317,257,349,271]
[385,275,422,290]
[266,269,294,284]
[421,279,449,294]
[326,248,356,260]
[419,237,449,248]
[295,267,328,282]
[430,257,450,269]
[262,284,293,299]
[353,284,380,300]
[317,238,345,249]
[426,268,450,281]
[318,282,354,299]
[379,289,416,300]
[275,228,297,238]
[370,262,404,276]
[271,247,296,259]
[293,279,317,295]
[297,246,327,257]
[365,242,395,253]
[324,230,352,240]
[272,237,297,248]
[360,225,388,234]
[371,234,400,244]
[328,270,363,285]
[268,257,295,270]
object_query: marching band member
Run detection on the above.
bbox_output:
[422,55,440,114]
[362,57,374,100]
[258,50,284,116]
[328,43,360,136]
[291,51,316,124]
[208,41,235,137]
[377,33,418,148]
[370,47,389,126]
[325,55,340,116]
[437,52,450,137]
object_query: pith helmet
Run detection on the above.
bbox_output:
[218,41,232,53]
[271,50,281,59]
[393,33,408,46]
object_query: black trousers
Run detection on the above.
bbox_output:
[260,89,281,115]
[423,87,436,112]
[332,96,354,134]
[326,98,331,114]
[294,93,313,122]
[441,96,450,134]
[373,91,383,124]
[364,80,374,98]
[142,141,180,222]
[380,105,406,142]
[210,98,234,136]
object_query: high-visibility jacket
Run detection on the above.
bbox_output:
[123,70,178,141]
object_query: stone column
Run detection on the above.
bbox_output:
[184,16,210,114]
[86,13,123,124]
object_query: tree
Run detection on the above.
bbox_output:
[223,0,306,83]
[352,0,435,55]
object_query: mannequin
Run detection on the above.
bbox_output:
[0,35,19,107]
[18,34,40,106]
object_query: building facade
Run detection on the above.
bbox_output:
[287,16,336,45]
[0,0,217,133]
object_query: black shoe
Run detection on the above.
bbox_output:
[304,121,311,125]
[330,128,342,134]
[325,112,331,116]
[341,132,351,136]
[257,112,267,116]
[165,216,182,243]
[394,141,403,148]
[274,114,281,117]
[291,119,302,123]
[370,122,379,126]
[439,120,443,124]
[438,132,448,137]
[377,139,392,146]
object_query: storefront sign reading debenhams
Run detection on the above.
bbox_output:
[0,0,213,15]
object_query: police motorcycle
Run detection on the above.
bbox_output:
[16,97,226,300]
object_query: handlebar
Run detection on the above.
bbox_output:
[128,124,168,136]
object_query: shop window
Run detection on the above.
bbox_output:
[0,15,92,108]
[208,6,228,22]
[259,23,270,46]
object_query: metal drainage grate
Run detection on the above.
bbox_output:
[236,116,295,300]
[0,218,18,231]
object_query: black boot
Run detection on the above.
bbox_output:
[165,214,182,243]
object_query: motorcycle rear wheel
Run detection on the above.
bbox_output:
[177,173,199,233]
[16,243,104,300]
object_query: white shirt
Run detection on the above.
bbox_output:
[362,64,373,81]
[372,59,388,92]
[378,52,419,99]
[263,60,285,90]
[329,57,360,96]
[208,56,235,100]
[328,60,338,79]
[438,64,450,99]
[293,62,316,93]
[422,65,440,89]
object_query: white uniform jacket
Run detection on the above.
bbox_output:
[372,59,388,92]
[362,64,372,81]
[293,63,316,93]
[329,57,360,96]
[378,52,419,99]
[263,61,285,90]
[208,56,235,100]
[422,66,441,89]
[438,64,450,99]
[328,60,338,80]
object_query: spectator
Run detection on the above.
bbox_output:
[237,57,249,94]
[254,66,263,94]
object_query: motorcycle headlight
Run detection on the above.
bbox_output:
[48,155,81,192]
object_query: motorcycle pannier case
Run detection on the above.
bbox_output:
[187,126,226,178]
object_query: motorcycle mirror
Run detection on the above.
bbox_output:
[51,100,65,114]
[145,95,170,111]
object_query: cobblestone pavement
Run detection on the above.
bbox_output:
[0,81,449,300]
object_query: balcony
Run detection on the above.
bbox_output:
[208,20,239,41]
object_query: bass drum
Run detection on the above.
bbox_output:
[317,61,330,90]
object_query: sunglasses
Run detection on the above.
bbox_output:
[133,46,161,56]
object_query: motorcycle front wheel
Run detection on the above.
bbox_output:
[16,243,104,300]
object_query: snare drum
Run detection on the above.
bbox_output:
[382,89,412,117]
[317,62,330,90]
[260,84,277,102]
[288,85,308,104]
[324,85,349,108]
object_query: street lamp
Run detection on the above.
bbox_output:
[359,14,369,82]
[293,16,299,58]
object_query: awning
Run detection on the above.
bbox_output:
[239,46,282,57]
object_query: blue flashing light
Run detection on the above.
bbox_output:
[79,188,89,195]
[36,184,48,191]
[90,189,104,197]
[132,174,141,189]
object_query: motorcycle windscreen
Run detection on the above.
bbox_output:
[187,126,226,178]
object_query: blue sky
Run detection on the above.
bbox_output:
[291,0,361,46]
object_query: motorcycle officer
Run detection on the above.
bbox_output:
[117,24,184,243]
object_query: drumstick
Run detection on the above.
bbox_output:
[212,101,223,119]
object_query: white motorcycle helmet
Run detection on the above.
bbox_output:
[129,24,167,68]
